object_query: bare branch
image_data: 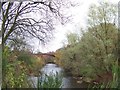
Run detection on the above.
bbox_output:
[1,0,74,49]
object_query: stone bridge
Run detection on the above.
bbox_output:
[34,53,56,63]
[34,53,55,57]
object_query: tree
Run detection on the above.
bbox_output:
[79,1,118,74]
[0,1,72,49]
[87,1,117,55]
[118,2,120,66]
[0,44,1,85]
[8,37,31,51]
[57,1,118,81]
[88,1,117,27]
[66,32,79,45]
[1,1,74,87]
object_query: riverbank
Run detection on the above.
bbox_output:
[28,62,116,88]
[63,68,114,87]
[29,63,91,88]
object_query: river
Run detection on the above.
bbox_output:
[29,63,89,88]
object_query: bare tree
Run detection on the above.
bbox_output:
[0,0,73,49]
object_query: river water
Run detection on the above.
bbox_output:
[29,63,89,88]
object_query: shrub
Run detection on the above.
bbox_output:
[88,61,118,89]
[17,51,33,66]
[38,74,62,88]
[30,72,63,88]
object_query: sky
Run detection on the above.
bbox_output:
[25,0,120,53]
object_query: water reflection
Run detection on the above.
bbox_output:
[29,63,88,88]
[41,63,63,76]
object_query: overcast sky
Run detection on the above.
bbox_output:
[31,0,119,53]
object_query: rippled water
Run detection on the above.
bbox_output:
[41,63,63,76]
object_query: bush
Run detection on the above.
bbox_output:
[17,51,33,66]
[88,61,118,89]
[4,61,29,88]
[2,47,32,88]
[30,72,63,88]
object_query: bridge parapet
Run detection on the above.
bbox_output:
[34,53,55,57]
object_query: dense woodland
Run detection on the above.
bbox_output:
[0,1,119,88]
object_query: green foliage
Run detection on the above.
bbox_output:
[31,56,45,76]
[2,46,32,88]
[2,46,10,83]
[60,46,78,74]
[0,44,2,85]
[79,64,96,78]
[36,72,63,88]
[88,61,118,89]
[59,1,118,80]
[58,2,118,83]
[17,51,34,66]
[88,1,117,27]
[66,33,79,45]
[4,61,29,88]
[118,64,120,89]
[2,1,118,88]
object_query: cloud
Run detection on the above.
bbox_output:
[34,0,119,53]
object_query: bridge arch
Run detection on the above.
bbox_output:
[34,53,56,64]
